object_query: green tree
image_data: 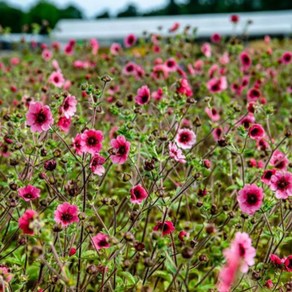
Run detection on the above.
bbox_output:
[0,2,24,32]
[96,10,110,19]
[60,5,83,19]
[116,4,139,17]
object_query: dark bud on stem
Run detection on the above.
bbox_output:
[122,173,132,182]
[124,232,135,242]
[182,247,194,259]
[144,257,154,267]
[9,183,17,191]
[199,254,208,262]
[210,204,217,215]
[86,265,98,275]
[44,159,57,171]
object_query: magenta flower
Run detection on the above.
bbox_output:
[135,85,151,105]
[240,52,251,70]
[201,42,212,57]
[261,169,276,185]
[18,185,40,202]
[48,71,65,88]
[124,34,137,48]
[281,51,292,65]
[270,171,292,199]
[168,142,186,163]
[90,154,106,176]
[205,107,220,121]
[60,95,77,118]
[110,42,122,55]
[81,129,104,155]
[26,102,54,133]
[18,209,37,235]
[152,88,164,101]
[153,221,175,236]
[0,265,12,290]
[207,76,227,93]
[270,150,289,170]
[247,88,261,102]
[284,255,292,272]
[130,184,148,204]
[237,184,264,215]
[110,135,130,164]
[248,124,265,140]
[240,114,255,129]
[270,254,284,266]
[175,128,196,150]
[54,202,79,228]
[73,133,83,155]
[176,78,193,97]
[57,116,71,133]
[92,232,110,250]
[164,58,177,72]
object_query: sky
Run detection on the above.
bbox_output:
[6,0,178,17]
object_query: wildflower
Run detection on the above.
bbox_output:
[201,43,211,58]
[240,52,251,70]
[240,114,255,129]
[60,95,77,118]
[270,150,289,170]
[270,171,292,199]
[284,255,292,272]
[176,78,193,97]
[152,88,164,101]
[73,133,83,155]
[130,184,148,204]
[48,71,65,88]
[169,22,180,32]
[168,142,186,163]
[248,124,265,140]
[18,209,37,235]
[135,85,151,105]
[230,14,239,23]
[164,58,177,71]
[110,43,122,55]
[281,51,292,65]
[261,169,276,185]
[110,135,131,164]
[207,76,227,93]
[18,185,40,202]
[57,116,71,133]
[270,254,284,266]
[211,33,222,43]
[26,102,54,133]
[124,34,137,48]
[92,233,110,250]
[42,49,52,61]
[247,88,261,102]
[90,154,106,176]
[175,128,196,150]
[0,265,12,292]
[178,230,189,241]
[237,184,264,215]
[153,221,175,236]
[81,129,104,155]
[54,202,79,228]
[205,107,220,121]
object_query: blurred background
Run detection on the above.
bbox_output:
[1,0,292,33]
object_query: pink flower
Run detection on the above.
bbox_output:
[135,85,151,105]
[265,279,273,289]
[207,76,227,93]
[26,102,54,133]
[248,124,265,140]
[42,49,53,61]
[284,255,292,272]
[281,51,292,65]
[130,184,148,204]
[178,230,189,241]
[201,43,211,57]
[123,62,137,76]
[49,71,65,88]
[124,34,137,48]
[18,209,37,235]
[18,185,40,202]
[225,232,256,273]
[211,33,221,43]
[212,127,224,141]
[110,135,130,164]
[270,254,284,266]
[240,52,251,70]
[57,116,71,133]
[152,88,164,101]
[237,184,264,215]
[153,221,175,236]
[261,169,276,185]
[90,154,106,176]
[60,95,77,118]
[169,22,180,32]
[0,265,12,291]
[176,79,193,97]
[54,202,79,228]
[73,133,83,155]
[175,128,196,150]
[164,58,177,72]
[270,171,292,199]
[205,107,220,121]
[247,88,261,102]
[110,43,122,55]
[92,232,110,250]
[90,38,99,55]
[270,150,289,170]
[240,114,255,129]
[168,142,186,163]
[81,129,104,155]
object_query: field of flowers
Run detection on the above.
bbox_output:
[0,17,291,292]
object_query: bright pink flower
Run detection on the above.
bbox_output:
[248,124,265,140]
[175,128,196,150]
[178,230,189,241]
[169,22,180,32]
[81,129,103,155]
[92,232,110,250]
[110,135,130,164]
[152,88,164,101]
[237,184,264,215]
[18,185,40,202]
[54,202,79,228]
[153,221,175,236]
[261,169,276,185]
[135,85,151,105]
[90,154,106,176]
[176,78,193,97]
[49,71,65,88]
[284,255,292,272]
[57,116,71,133]
[130,184,148,204]
[205,107,220,121]
[164,58,177,72]
[26,102,54,133]
[110,43,122,55]
[270,254,284,266]
[264,279,273,289]
[68,247,76,256]
[60,95,77,118]
[152,64,169,80]
[124,34,137,48]
[201,43,211,58]
[270,171,292,199]
[207,76,227,93]
[169,142,186,163]
[42,49,53,61]
[123,62,137,76]
[281,51,292,64]
[247,88,261,102]
[90,38,99,55]
[256,138,270,151]
[73,133,83,155]
[213,127,224,141]
[225,232,256,273]
[270,150,289,170]
[240,114,255,129]
[211,33,221,43]
[18,209,37,235]
[240,52,252,70]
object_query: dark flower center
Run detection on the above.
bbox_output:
[98,239,108,247]
[141,94,149,103]
[179,133,190,143]
[242,56,250,65]
[162,223,170,232]
[167,60,175,68]
[211,83,219,91]
[118,145,126,155]
[134,189,142,199]
[126,65,134,72]
[63,100,70,110]
[61,212,73,222]
[287,258,292,268]
[250,128,259,136]
[274,159,285,169]
[53,76,60,83]
[36,111,47,124]
[239,243,245,257]
[277,178,288,190]
[247,193,258,205]
[87,136,97,146]
[284,54,291,62]
[263,171,273,180]
[24,193,33,198]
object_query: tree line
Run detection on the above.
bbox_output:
[1,0,292,33]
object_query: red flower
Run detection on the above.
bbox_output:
[270,254,284,266]
[124,34,137,48]
[248,124,265,140]
[54,202,79,228]
[110,135,131,165]
[284,255,292,272]
[153,221,175,236]
[247,88,261,102]
[261,169,276,185]
[230,14,239,23]
[18,209,37,235]
[130,184,148,204]
[68,247,76,256]
[176,78,193,97]
[240,52,251,70]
